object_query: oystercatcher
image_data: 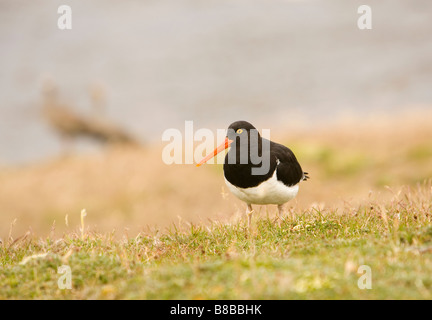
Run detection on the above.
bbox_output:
[197,120,308,227]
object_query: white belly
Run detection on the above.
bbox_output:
[224,170,299,205]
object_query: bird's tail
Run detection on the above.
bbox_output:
[302,172,310,181]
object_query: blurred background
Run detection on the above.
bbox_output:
[0,0,431,238]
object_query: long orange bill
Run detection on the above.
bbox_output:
[196,137,233,167]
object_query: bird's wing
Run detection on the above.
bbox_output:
[271,142,305,187]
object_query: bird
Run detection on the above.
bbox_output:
[196,120,309,228]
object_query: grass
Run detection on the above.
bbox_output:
[1,182,432,299]
[1,110,432,299]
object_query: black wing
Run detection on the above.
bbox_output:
[271,141,307,187]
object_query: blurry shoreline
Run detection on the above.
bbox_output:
[1,102,431,168]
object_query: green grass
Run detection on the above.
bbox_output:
[406,144,432,162]
[1,183,432,299]
[290,143,371,178]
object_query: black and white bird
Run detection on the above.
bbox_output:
[197,121,308,227]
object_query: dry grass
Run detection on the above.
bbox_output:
[1,110,432,240]
[1,181,431,299]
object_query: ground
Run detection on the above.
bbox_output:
[1,110,432,299]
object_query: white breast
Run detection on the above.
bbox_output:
[224,169,299,205]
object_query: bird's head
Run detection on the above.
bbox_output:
[226,120,260,142]
[196,120,260,167]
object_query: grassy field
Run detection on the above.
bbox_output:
[1,110,432,299]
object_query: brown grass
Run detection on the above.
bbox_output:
[1,109,432,239]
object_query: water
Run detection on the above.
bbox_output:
[1,0,432,164]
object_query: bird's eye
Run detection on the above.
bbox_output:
[236,129,243,134]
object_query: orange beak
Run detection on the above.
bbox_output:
[196,137,233,167]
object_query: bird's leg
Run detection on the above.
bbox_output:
[246,204,254,229]
[277,204,286,218]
